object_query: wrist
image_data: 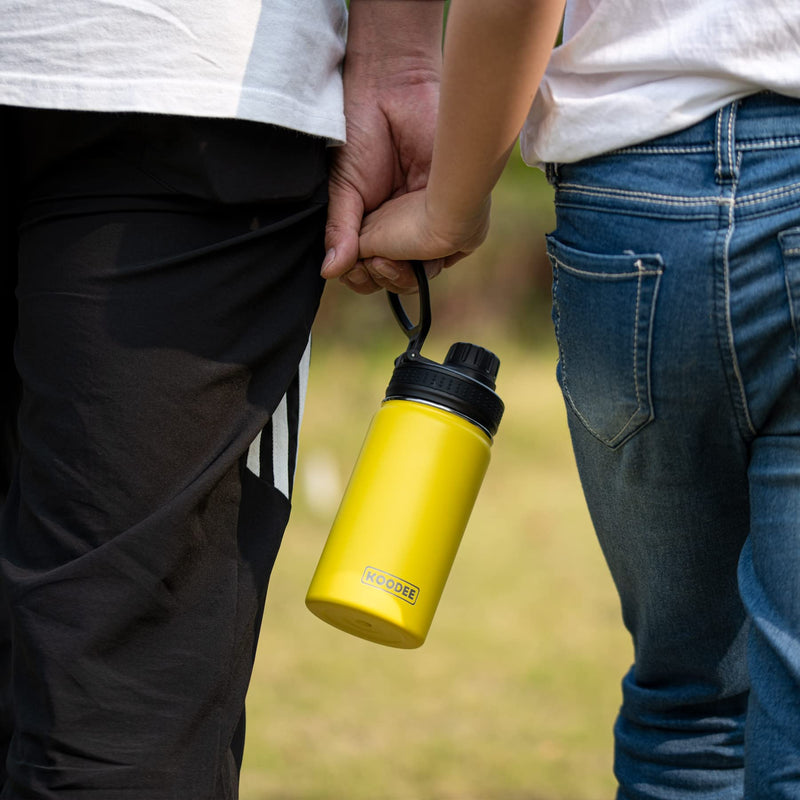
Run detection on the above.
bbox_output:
[346,0,444,85]
[424,185,492,248]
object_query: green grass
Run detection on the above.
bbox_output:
[239,294,632,799]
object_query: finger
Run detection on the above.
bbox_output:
[339,265,383,295]
[323,178,364,279]
[423,258,446,281]
[362,258,452,295]
[364,258,420,293]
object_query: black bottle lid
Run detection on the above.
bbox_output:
[384,346,504,438]
[444,342,500,389]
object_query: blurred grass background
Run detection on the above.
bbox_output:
[239,157,632,799]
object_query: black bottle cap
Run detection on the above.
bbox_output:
[444,343,500,390]
[384,345,504,438]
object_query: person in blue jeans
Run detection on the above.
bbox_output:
[325,0,800,796]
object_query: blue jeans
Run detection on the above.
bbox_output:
[546,92,800,799]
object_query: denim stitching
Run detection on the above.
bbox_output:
[552,263,652,280]
[561,368,607,443]
[607,138,800,157]
[728,107,736,180]
[738,136,800,150]
[630,263,645,435]
[737,179,800,206]
[557,183,719,207]
[557,180,800,211]
[612,144,715,155]
[643,259,662,434]
[714,103,739,184]
[548,254,661,279]
[551,254,609,443]
[721,160,757,437]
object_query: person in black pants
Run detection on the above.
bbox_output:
[0,0,446,796]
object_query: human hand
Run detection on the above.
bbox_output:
[322,0,445,295]
[357,187,490,271]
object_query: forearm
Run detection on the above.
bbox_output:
[426,0,565,231]
[345,0,445,85]
[322,0,445,290]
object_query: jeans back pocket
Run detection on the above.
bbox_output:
[547,235,664,448]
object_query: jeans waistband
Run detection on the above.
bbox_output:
[547,92,800,186]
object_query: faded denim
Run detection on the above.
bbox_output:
[546,92,800,799]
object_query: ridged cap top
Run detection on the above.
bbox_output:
[444,343,500,389]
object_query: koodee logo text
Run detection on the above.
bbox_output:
[361,567,420,605]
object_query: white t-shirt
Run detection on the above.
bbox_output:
[521,0,800,167]
[0,0,347,142]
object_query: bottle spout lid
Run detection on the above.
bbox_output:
[444,342,500,390]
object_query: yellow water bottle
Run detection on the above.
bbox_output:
[306,263,504,648]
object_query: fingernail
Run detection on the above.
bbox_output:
[321,248,336,276]
[342,268,368,285]
[425,260,443,279]
[371,259,400,281]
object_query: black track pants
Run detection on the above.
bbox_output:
[0,108,326,799]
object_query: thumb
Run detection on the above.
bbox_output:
[323,178,364,279]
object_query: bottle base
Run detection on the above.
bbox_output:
[305,597,426,649]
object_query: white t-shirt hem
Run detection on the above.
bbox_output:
[0,75,346,143]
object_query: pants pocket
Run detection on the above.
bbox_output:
[547,235,664,448]
[780,226,800,366]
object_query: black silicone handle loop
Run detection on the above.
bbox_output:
[387,261,431,354]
